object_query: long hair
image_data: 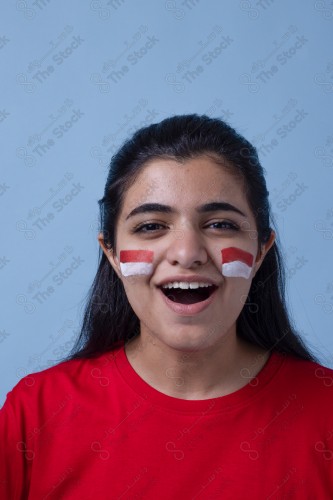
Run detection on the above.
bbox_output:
[62,114,319,363]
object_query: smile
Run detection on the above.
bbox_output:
[158,284,218,304]
[156,284,219,316]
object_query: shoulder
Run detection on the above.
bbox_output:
[274,352,333,406]
[279,353,333,384]
[2,346,123,410]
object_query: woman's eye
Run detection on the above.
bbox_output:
[209,221,238,230]
[133,223,165,233]
[133,221,238,233]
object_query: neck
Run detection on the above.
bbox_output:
[124,328,270,400]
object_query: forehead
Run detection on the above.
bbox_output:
[123,155,247,208]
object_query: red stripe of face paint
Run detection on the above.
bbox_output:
[119,250,154,263]
[221,247,254,267]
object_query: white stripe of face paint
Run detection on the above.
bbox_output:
[120,262,154,277]
[221,261,252,279]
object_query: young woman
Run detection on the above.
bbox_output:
[1,114,332,499]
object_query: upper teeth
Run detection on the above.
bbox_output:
[161,282,213,289]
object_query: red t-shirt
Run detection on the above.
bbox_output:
[1,342,333,499]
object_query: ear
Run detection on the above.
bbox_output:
[253,230,276,276]
[97,232,122,280]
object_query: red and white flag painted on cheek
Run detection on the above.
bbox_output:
[221,247,254,279]
[119,250,154,277]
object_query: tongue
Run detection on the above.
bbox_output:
[165,288,210,304]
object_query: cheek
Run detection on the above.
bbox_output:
[220,246,255,280]
[119,249,154,277]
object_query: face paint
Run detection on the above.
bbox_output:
[221,247,254,279]
[119,250,154,277]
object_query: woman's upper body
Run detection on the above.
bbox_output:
[1,114,331,498]
[1,340,333,499]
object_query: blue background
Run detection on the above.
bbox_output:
[1,0,333,404]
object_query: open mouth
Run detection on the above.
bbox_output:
[158,285,218,304]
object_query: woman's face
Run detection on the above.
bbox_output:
[99,155,275,353]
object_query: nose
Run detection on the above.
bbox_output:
[165,224,209,268]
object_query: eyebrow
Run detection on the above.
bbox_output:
[125,201,247,220]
